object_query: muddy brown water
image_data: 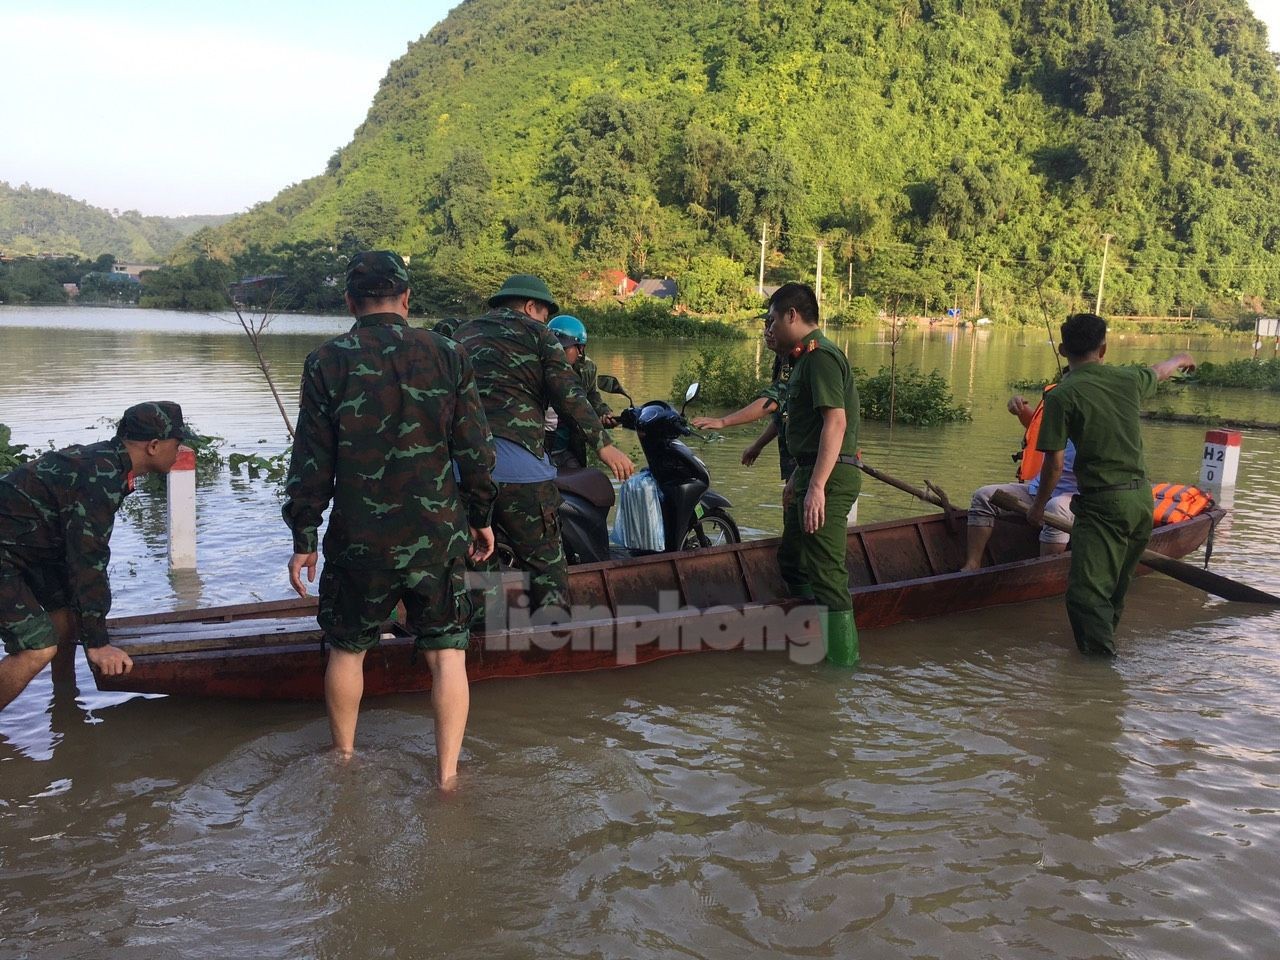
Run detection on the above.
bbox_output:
[2,306,1279,958]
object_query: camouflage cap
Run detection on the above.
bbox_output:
[117,401,197,443]
[488,274,559,315]
[346,251,410,297]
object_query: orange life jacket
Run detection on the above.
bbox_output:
[1015,384,1057,483]
[1151,483,1214,525]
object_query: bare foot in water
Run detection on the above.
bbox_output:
[330,746,356,764]
[439,771,460,793]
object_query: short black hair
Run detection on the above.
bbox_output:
[348,284,408,311]
[1059,313,1107,358]
[768,282,819,325]
[493,294,545,313]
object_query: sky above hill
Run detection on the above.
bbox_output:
[1,0,1278,218]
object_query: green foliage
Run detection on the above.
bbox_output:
[0,256,75,303]
[576,297,747,339]
[76,271,141,304]
[138,256,233,310]
[228,451,291,483]
[1192,357,1280,390]
[679,255,755,313]
[0,181,229,260]
[669,347,769,407]
[857,366,971,426]
[162,0,1280,323]
[0,423,31,474]
[828,296,879,327]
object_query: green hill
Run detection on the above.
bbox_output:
[0,182,231,262]
[197,0,1280,319]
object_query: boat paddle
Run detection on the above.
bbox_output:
[854,456,960,514]
[990,488,1280,604]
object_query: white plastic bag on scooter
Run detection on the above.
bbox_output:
[611,468,665,551]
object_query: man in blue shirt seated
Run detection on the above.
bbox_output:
[961,393,1078,570]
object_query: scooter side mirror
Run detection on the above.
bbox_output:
[596,373,632,404]
[680,380,700,417]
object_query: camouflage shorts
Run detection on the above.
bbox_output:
[0,550,71,655]
[317,558,470,653]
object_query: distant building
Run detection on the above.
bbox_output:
[63,282,80,298]
[112,262,160,280]
[633,277,677,300]
[230,274,288,305]
[601,269,638,298]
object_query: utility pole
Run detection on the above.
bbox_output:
[815,241,825,305]
[758,220,768,296]
[1095,233,1113,315]
[973,263,982,315]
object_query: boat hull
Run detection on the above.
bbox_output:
[99,509,1222,700]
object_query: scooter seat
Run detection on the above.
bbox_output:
[555,468,616,509]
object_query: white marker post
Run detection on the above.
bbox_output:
[1200,429,1241,497]
[167,445,197,570]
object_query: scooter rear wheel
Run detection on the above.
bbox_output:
[680,507,741,550]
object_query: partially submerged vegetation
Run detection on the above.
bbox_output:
[670,349,969,426]
[1191,358,1280,391]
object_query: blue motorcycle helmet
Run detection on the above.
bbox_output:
[549,314,588,347]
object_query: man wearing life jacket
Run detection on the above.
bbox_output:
[1028,312,1195,656]
[961,387,1078,570]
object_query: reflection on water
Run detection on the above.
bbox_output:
[3,307,1280,958]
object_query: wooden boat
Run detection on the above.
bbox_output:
[100,508,1223,700]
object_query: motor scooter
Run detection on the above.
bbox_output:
[548,378,739,564]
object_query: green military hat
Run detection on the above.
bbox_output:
[117,401,198,443]
[488,274,559,316]
[346,250,410,296]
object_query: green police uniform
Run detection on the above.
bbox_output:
[452,307,607,615]
[283,311,497,652]
[777,329,861,666]
[1037,363,1157,655]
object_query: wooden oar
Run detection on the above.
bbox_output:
[990,488,1280,605]
[854,457,956,512]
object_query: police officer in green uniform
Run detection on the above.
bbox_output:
[0,402,193,711]
[283,251,497,782]
[1028,312,1195,655]
[765,283,861,667]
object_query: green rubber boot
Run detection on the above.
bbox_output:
[824,609,859,668]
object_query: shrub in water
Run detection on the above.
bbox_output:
[670,347,771,407]
[576,297,746,340]
[0,424,32,474]
[1192,358,1280,390]
[856,366,971,425]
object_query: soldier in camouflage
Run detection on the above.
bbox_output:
[283,251,496,783]
[544,314,618,469]
[451,276,633,620]
[0,402,193,711]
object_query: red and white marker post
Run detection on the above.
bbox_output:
[167,445,197,570]
[1200,429,1241,498]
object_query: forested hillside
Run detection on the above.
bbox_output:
[192,0,1280,319]
[0,182,230,262]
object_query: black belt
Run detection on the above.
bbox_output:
[1079,479,1144,495]
[794,453,859,468]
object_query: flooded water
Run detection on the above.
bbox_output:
[3,305,1279,958]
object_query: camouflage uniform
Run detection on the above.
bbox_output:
[547,354,613,469]
[283,311,497,652]
[452,307,607,613]
[0,440,133,654]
